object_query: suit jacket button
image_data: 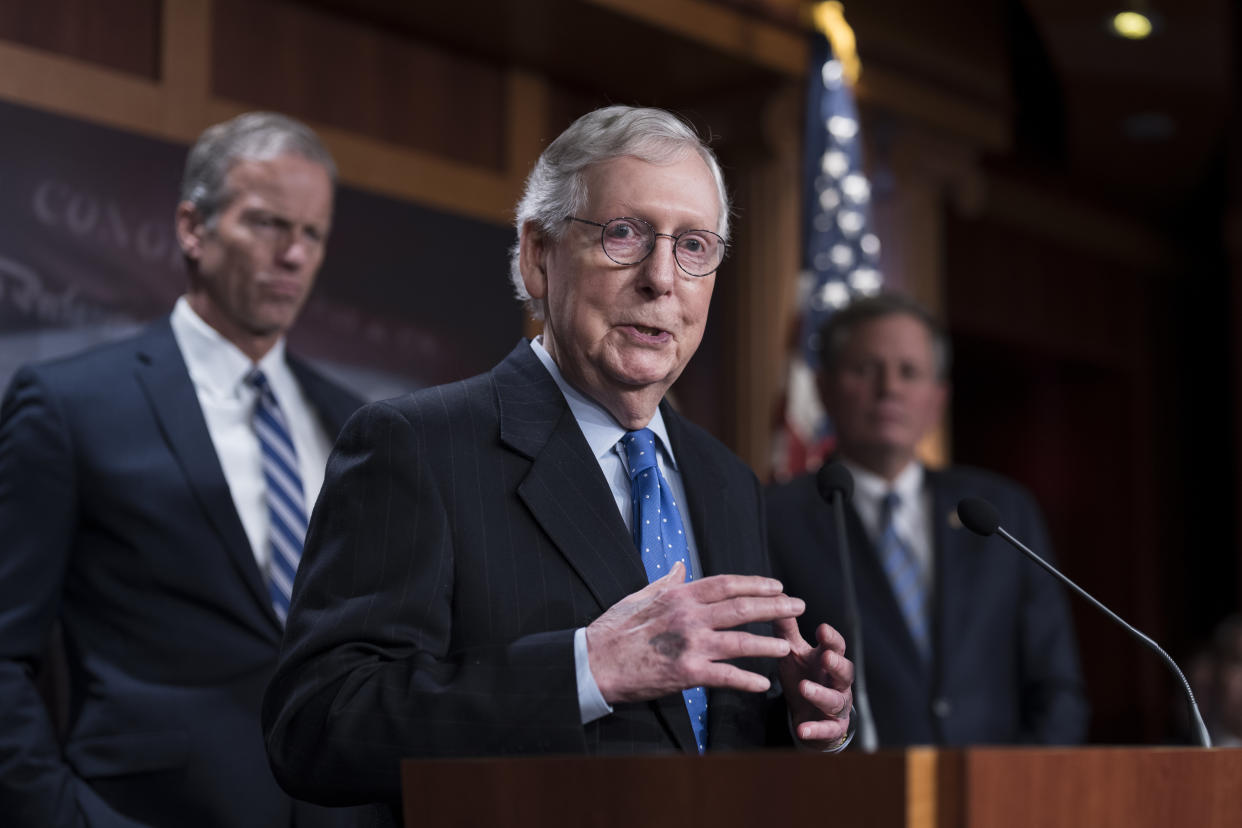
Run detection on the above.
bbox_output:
[931,697,952,719]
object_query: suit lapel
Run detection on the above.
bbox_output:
[659,405,726,752]
[133,319,278,631]
[497,344,647,614]
[288,356,363,438]
[664,404,730,579]
[928,471,974,677]
[498,344,697,753]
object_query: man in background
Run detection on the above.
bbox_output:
[264,105,855,824]
[0,112,362,826]
[766,293,1088,745]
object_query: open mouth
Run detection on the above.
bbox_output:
[633,325,664,336]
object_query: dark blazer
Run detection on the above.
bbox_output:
[766,464,1089,746]
[263,341,780,823]
[0,317,362,828]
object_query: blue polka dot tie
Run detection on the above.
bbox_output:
[622,428,708,753]
[247,370,307,626]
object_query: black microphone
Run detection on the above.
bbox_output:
[956,496,1212,747]
[815,462,878,752]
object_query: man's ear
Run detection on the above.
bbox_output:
[175,201,206,262]
[518,221,550,301]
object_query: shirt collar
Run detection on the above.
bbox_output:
[170,296,287,399]
[529,336,677,469]
[841,456,924,507]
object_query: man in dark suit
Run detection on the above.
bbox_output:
[766,293,1088,746]
[263,106,856,822]
[0,112,363,826]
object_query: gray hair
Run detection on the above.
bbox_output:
[817,293,952,381]
[508,105,731,319]
[180,111,337,226]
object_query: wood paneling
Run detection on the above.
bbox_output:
[0,0,160,79]
[212,0,506,170]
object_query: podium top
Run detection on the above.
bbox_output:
[401,747,1242,828]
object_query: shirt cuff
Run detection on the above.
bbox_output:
[575,627,613,725]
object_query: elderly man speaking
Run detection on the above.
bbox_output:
[263,106,854,821]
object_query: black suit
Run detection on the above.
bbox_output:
[263,341,782,823]
[766,464,1088,746]
[0,317,362,827]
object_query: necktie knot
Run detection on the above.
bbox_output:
[881,490,901,520]
[246,368,272,398]
[623,428,659,477]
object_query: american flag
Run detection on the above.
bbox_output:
[771,5,883,482]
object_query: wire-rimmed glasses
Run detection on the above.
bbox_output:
[566,216,725,277]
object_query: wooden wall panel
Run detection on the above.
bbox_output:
[212,0,506,170]
[945,209,1170,741]
[0,0,160,80]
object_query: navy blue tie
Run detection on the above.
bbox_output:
[247,370,307,625]
[622,428,708,753]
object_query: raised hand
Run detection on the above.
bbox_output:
[586,562,805,704]
[774,619,855,748]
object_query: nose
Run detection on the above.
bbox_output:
[876,363,899,396]
[636,234,678,297]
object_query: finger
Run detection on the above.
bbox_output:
[796,717,851,745]
[692,661,773,694]
[684,573,786,604]
[704,629,792,661]
[771,616,812,654]
[800,679,852,719]
[815,622,847,654]
[706,594,804,630]
[816,647,855,689]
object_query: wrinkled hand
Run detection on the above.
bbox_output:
[774,619,855,748]
[586,562,804,704]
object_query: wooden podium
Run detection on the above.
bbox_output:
[402,747,1242,827]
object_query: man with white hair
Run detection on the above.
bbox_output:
[0,112,361,827]
[264,105,855,822]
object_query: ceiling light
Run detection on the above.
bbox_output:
[1109,10,1155,39]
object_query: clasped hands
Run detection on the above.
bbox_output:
[585,562,854,749]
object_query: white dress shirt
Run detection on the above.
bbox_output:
[169,296,333,572]
[840,458,934,597]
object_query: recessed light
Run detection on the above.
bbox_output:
[1108,10,1160,40]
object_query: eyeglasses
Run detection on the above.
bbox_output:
[566,216,726,277]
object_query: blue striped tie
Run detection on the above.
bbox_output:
[247,370,307,625]
[622,428,708,753]
[878,491,930,660]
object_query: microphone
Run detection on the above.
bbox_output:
[956,496,1212,748]
[815,462,878,752]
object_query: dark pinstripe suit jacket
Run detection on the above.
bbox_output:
[263,341,782,818]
